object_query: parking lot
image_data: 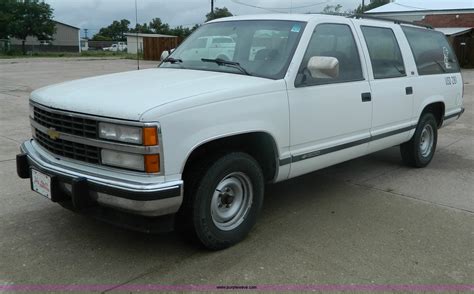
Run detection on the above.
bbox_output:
[0,58,473,290]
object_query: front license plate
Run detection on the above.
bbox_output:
[31,169,52,199]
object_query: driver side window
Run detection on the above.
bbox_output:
[296,23,364,87]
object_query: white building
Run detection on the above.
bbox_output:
[366,0,474,22]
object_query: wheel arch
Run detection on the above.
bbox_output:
[182,131,281,183]
[419,100,445,128]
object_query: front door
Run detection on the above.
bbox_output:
[287,22,372,178]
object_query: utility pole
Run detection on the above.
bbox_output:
[211,0,214,15]
[84,29,88,40]
[135,0,140,70]
[361,0,365,13]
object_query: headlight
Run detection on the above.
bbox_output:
[99,123,158,146]
[99,122,143,144]
[101,150,160,173]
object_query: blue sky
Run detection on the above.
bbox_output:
[45,0,363,37]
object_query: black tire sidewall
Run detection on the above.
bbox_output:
[192,153,264,249]
[413,113,438,167]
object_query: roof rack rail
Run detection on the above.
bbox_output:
[348,14,433,29]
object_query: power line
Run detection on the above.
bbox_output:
[230,0,331,12]
[230,0,284,13]
[392,2,429,11]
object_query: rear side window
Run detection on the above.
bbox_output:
[361,26,406,79]
[402,26,460,75]
[296,23,363,86]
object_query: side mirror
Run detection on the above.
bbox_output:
[307,56,339,79]
[160,50,170,61]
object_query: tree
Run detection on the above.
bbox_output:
[91,34,112,41]
[129,22,153,34]
[149,18,171,35]
[322,4,343,15]
[168,26,189,38]
[9,0,56,54]
[95,19,130,41]
[94,17,200,42]
[0,0,16,39]
[206,7,233,22]
[355,0,390,14]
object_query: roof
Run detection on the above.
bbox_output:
[124,33,177,38]
[207,13,431,29]
[54,20,80,30]
[435,27,473,36]
[208,14,318,23]
[367,0,474,14]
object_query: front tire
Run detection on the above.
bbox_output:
[400,113,438,168]
[181,152,264,250]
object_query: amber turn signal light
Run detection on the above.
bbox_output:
[143,127,158,146]
[145,154,160,173]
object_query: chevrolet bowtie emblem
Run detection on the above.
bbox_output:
[47,128,60,140]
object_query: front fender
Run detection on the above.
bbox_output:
[146,85,290,179]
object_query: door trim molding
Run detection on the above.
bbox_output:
[280,124,416,166]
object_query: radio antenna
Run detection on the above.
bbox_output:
[135,0,140,70]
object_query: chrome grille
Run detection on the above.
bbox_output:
[34,106,98,139]
[35,129,100,164]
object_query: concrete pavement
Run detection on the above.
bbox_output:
[0,58,472,291]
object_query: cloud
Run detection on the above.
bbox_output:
[46,0,360,36]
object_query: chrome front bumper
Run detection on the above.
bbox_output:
[18,140,183,217]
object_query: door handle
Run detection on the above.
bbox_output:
[361,92,371,102]
[406,87,413,95]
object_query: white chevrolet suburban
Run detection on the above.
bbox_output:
[17,14,464,250]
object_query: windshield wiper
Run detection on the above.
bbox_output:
[201,58,251,76]
[162,57,183,64]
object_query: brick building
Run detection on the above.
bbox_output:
[366,0,474,67]
[422,14,474,28]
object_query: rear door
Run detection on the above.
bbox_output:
[354,22,416,152]
[401,26,464,122]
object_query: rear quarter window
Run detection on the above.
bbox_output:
[402,26,460,75]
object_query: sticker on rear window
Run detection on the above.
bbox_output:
[291,24,301,33]
[443,47,452,69]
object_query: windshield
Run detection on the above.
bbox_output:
[160,20,306,79]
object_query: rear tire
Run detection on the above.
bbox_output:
[179,152,264,250]
[400,113,438,168]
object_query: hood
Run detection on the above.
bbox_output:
[31,68,273,121]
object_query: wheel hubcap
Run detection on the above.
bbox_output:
[419,124,434,157]
[210,172,253,231]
